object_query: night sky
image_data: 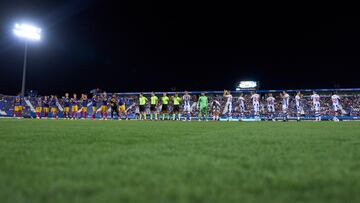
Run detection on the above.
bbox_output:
[0,1,359,95]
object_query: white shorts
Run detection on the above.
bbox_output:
[313,102,320,111]
[296,105,302,114]
[239,105,245,113]
[191,103,197,112]
[282,104,288,112]
[183,104,191,112]
[253,102,259,112]
[156,106,162,113]
[223,102,232,114]
[213,107,220,113]
[333,104,340,111]
[267,105,275,113]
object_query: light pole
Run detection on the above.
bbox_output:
[13,23,41,96]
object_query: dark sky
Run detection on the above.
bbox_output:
[0,1,359,95]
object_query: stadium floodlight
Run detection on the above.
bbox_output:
[13,23,41,96]
[236,81,258,91]
[13,23,41,41]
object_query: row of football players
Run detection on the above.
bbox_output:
[13,93,126,120]
[221,90,342,121]
[12,90,342,121]
[135,90,341,121]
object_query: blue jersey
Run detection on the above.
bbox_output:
[118,97,125,106]
[101,97,108,105]
[43,99,50,107]
[71,98,78,106]
[63,97,70,107]
[36,99,42,107]
[92,97,97,107]
[81,99,88,107]
[14,96,22,106]
[50,98,58,108]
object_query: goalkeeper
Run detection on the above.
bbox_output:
[197,92,208,121]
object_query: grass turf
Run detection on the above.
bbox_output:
[0,119,360,203]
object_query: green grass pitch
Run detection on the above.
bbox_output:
[0,119,360,203]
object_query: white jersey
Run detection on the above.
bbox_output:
[311,94,320,104]
[212,100,221,112]
[156,104,162,113]
[182,94,191,112]
[251,94,260,115]
[190,101,197,112]
[224,94,233,104]
[266,96,275,112]
[311,94,321,112]
[282,93,289,107]
[182,95,191,106]
[331,95,340,106]
[223,94,233,114]
[251,94,260,104]
[331,94,341,111]
[295,95,301,107]
[238,96,245,107]
[266,97,275,106]
[135,105,140,114]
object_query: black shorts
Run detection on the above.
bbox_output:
[150,105,156,111]
[139,105,146,112]
[162,104,168,112]
[173,105,180,112]
[111,105,118,111]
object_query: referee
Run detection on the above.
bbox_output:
[161,93,169,120]
[172,93,181,120]
[139,93,148,120]
[150,92,158,120]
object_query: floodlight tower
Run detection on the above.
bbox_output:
[13,23,41,96]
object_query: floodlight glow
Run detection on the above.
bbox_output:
[13,23,41,41]
[237,81,257,89]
